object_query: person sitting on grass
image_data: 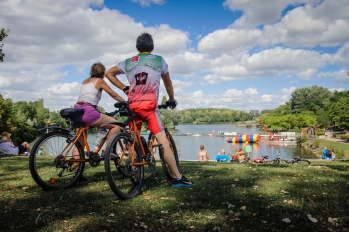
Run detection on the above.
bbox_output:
[215,149,230,162]
[0,132,31,156]
[231,148,246,163]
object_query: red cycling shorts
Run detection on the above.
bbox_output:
[129,100,164,135]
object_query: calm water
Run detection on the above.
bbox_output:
[32,124,315,161]
[167,124,314,161]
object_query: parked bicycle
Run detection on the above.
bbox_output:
[247,155,276,164]
[271,150,292,164]
[290,156,311,165]
[29,109,119,190]
[103,101,179,200]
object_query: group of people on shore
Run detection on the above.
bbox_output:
[198,145,246,163]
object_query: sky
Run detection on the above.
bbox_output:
[0,0,348,113]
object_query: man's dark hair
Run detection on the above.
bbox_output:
[136,32,154,52]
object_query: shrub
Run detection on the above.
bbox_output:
[339,135,349,141]
[316,131,324,136]
[297,135,308,143]
[313,139,320,148]
[336,150,344,159]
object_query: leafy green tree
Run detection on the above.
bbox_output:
[269,102,292,116]
[49,111,67,128]
[161,96,167,105]
[0,93,16,133]
[35,99,50,128]
[329,96,349,129]
[290,85,332,114]
[316,108,330,128]
[12,101,37,126]
[0,94,36,144]
[0,28,9,62]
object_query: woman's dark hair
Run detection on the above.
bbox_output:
[90,62,105,78]
[136,32,154,52]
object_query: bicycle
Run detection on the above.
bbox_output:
[104,101,179,200]
[271,150,292,164]
[290,156,311,165]
[29,108,119,190]
[247,155,276,164]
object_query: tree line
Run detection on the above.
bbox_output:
[259,85,349,131]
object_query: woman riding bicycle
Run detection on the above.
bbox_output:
[73,62,125,181]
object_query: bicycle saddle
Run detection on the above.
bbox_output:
[60,108,85,128]
[114,101,133,117]
[60,108,84,119]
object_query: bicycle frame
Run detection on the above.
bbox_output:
[58,126,107,163]
[120,118,158,167]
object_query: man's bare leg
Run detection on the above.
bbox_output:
[154,131,180,179]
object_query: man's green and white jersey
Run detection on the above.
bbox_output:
[117,53,169,103]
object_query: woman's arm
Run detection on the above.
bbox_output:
[97,79,125,102]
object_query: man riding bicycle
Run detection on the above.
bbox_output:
[105,32,193,187]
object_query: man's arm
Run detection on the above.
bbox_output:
[105,66,127,91]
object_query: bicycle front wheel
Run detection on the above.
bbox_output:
[29,131,85,190]
[149,129,180,181]
[104,132,144,200]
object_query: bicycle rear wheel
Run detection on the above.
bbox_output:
[29,131,85,190]
[148,129,179,181]
[292,159,311,165]
[104,132,144,200]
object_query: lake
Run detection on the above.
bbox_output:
[168,124,314,161]
[73,124,314,161]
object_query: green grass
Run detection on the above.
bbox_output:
[319,139,349,156]
[1,156,349,231]
[306,138,349,158]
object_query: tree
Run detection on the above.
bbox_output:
[329,96,349,129]
[290,85,332,114]
[0,28,9,62]
[35,99,50,128]
[0,93,16,133]
[49,111,67,128]
[161,96,167,105]
[0,94,37,144]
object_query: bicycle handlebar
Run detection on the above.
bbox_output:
[114,101,176,112]
[105,110,118,117]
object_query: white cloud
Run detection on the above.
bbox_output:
[223,0,322,29]
[131,0,165,6]
[280,87,296,95]
[198,29,262,54]
[244,88,258,95]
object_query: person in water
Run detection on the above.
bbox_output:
[198,145,209,162]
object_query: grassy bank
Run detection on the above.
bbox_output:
[304,138,349,158]
[1,156,349,231]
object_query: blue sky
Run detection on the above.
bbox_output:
[0,0,348,112]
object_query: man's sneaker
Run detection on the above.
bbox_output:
[172,175,194,187]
